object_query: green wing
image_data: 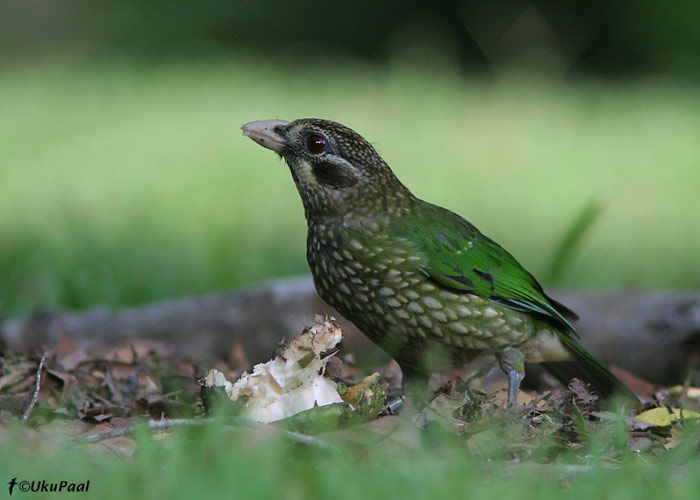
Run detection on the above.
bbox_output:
[388,202,579,335]
[388,202,641,404]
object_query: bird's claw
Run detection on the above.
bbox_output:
[507,369,526,407]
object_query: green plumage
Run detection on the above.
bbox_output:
[242,117,639,406]
[388,202,579,331]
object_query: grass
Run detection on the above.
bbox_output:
[1,417,699,500]
[1,57,699,317]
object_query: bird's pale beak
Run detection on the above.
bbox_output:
[241,119,290,154]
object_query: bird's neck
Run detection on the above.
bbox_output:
[302,167,416,219]
[303,185,415,227]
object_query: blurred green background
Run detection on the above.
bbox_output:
[1,0,699,316]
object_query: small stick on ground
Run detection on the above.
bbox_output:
[76,417,339,452]
[22,352,48,422]
[79,418,209,443]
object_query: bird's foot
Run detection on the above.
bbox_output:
[498,347,526,407]
[506,369,526,407]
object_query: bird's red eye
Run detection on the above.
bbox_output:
[306,134,327,153]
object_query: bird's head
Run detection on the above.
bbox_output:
[242,118,412,218]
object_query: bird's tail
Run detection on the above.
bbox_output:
[543,336,641,407]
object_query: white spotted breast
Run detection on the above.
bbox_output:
[307,218,552,355]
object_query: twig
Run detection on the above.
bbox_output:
[76,417,338,452]
[79,418,206,443]
[22,352,48,422]
[265,425,339,451]
[629,430,667,443]
[679,372,691,407]
[501,462,621,475]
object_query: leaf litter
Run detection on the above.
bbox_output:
[1,316,699,466]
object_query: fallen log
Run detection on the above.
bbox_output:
[1,276,699,385]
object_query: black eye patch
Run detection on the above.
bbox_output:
[311,159,358,189]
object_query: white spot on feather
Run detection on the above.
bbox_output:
[484,307,499,318]
[422,297,443,310]
[409,302,424,314]
[349,239,364,250]
[448,323,469,334]
[386,298,401,308]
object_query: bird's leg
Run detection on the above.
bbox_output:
[399,364,429,401]
[396,348,432,417]
[498,348,526,407]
